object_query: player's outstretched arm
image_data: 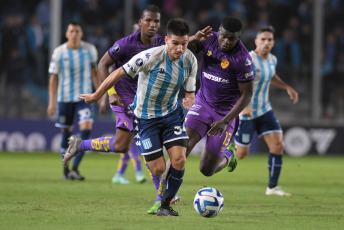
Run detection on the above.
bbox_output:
[188,26,213,52]
[271,74,299,104]
[79,67,126,104]
[207,81,253,137]
[182,92,196,110]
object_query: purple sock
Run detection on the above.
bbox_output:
[129,144,142,172]
[223,148,234,165]
[79,137,116,152]
[117,153,130,174]
[144,160,162,202]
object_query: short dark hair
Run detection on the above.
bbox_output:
[166,18,189,37]
[220,16,242,33]
[141,4,161,18]
[257,26,275,35]
[67,21,82,30]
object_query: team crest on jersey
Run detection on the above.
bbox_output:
[112,44,120,53]
[245,58,252,66]
[183,67,191,76]
[158,68,165,74]
[123,120,129,127]
[221,59,230,69]
[207,50,212,56]
[142,138,153,150]
[135,58,143,66]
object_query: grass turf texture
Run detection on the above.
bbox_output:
[0,152,343,230]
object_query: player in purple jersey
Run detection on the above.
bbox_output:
[185,16,254,175]
[157,16,254,204]
[96,5,166,213]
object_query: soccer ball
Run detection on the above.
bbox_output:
[193,187,224,218]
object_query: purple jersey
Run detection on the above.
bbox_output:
[108,31,165,111]
[196,32,254,114]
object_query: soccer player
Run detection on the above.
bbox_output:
[64,18,197,216]
[98,5,164,186]
[183,16,254,176]
[47,21,100,180]
[97,5,167,212]
[234,26,298,196]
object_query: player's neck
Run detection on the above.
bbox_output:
[255,49,268,60]
[140,33,155,47]
[67,42,81,49]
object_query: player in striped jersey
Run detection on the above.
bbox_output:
[64,18,197,216]
[97,5,167,214]
[234,26,299,196]
[47,21,100,180]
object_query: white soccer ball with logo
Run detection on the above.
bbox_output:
[193,187,224,218]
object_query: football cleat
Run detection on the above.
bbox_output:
[266,186,291,196]
[112,174,131,184]
[135,171,146,183]
[226,143,238,172]
[63,135,82,168]
[156,206,179,216]
[170,195,182,204]
[147,201,161,215]
[68,169,85,181]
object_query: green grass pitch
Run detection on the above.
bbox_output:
[0,152,343,230]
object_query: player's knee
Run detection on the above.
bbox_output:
[273,141,284,154]
[151,165,166,176]
[171,155,186,171]
[113,143,130,153]
[200,167,214,177]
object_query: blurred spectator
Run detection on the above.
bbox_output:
[4,48,26,118]
[36,0,50,28]
[26,14,46,86]
[88,24,110,60]
[274,28,302,85]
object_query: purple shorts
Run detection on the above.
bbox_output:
[185,98,239,157]
[111,105,134,132]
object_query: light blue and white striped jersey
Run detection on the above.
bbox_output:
[122,45,197,119]
[48,41,98,102]
[241,50,277,120]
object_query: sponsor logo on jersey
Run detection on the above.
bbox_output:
[207,50,212,56]
[142,138,152,150]
[112,44,120,53]
[245,71,254,78]
[188,111,199,116]
[221,59,230,69]
[191,104,202,111]
[135,58,143,66]
[145,53,150,60]
[130,67,137,74]
[203,72,229,83]
[245,58,252,66]
[158,68,165,74]
[123,120,128,127]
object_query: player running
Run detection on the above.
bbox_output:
[97,5,164,189]
[157,16,254,205]
[234,26,298,196]
[64,18,197,216]
[185,16,254,175]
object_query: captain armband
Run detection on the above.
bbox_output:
[107,87,117,96]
